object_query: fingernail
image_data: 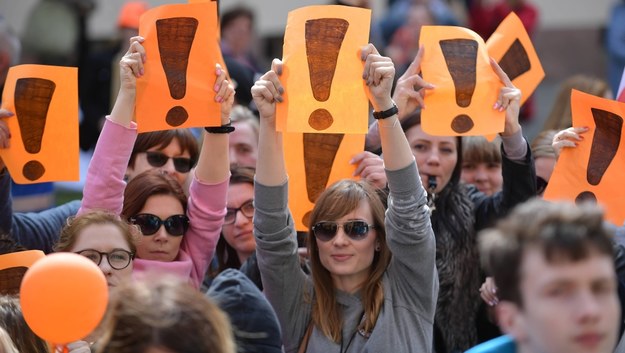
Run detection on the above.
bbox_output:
[349,158,355,164]
[489,301,494,306]
[361,51,366,61]
[7,112,14,117]
[216,68,222,76]
[140,68,144,76]
[492,288,496,294]
[427,83,435,88]
[493,103,499,109]
[276,96,283,103]
[276,67,282,76]
[499,107,504,112]
[214,83,220,92]
[216,96,222,103]
[278,87,285,94]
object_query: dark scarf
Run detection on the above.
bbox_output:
[431,182,481,353]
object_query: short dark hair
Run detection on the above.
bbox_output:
[128,130,199,170]
[220,6,254,33]
[480,199,614,306]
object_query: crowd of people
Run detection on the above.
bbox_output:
[0,0,624,352]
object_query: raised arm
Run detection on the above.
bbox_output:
[361,44,412,170]
[252,59,287,186]
[194,64,233,184]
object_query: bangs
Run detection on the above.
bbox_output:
[462,136,501,165]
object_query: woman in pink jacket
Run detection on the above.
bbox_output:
[77,36,234,289]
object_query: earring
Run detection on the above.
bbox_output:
[375,242,381,252]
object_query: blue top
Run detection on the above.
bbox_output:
[465,335,516,353]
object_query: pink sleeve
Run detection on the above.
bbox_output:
[77,117,137,216]
[179,174,228,288]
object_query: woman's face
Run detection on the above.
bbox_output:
[222,182,256,263]
[70,223,134,287]
[134,194,185,262]
[315,200,378,293]
[461,161,503,196]
[127,138,192,186]
[405,124,458,194]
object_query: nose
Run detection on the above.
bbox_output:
[160,158,177,175]
[153,225,169,242]
[99,256,113,276]
[426,149,440,166]
[234,209,250,227]
[229,147,239,166]
[332,226,350,246]
[474,166,488,182]
[576,291,602,325]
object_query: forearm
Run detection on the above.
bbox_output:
[379,114,414,171]
[109,88,135,128]
[500,128,527,161]
[195,131,229,184]
[256,119,287,186]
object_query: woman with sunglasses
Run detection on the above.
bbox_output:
[77,36,234,289]
[251,44,437,352]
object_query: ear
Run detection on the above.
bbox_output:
[496,301,528,343]
[375,240,381,252]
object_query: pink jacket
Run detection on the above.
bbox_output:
[78,118,227,289]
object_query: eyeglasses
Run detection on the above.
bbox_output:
[311,220,376,242]
[75,249,134,270]
[537,176,548,195]
[129,214,190,236]
[145,151,195,173]
[224,200,254,224]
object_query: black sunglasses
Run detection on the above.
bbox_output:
[129,214,190,236]
[536,176,548,195]
[311,220,376,242]
[145,151,195,173]
[75,249,134,270]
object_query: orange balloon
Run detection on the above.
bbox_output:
[20,252,109,345]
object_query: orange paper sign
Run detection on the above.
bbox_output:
[0,65,79,184]
[284,132,365,231]
[420,26,503,136]
[277,5,371,134]
[544,90,625,226]
[137,2,222,132]
[486,12,544,106]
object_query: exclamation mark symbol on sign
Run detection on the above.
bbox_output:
[497,39,531,82]
[156,17,198,127]
[575,108,622,204]
[440,39,478,134]
[14,78,55,181]
[302,133,344,227]
[305,18,348,131]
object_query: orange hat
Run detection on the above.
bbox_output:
[117,1,149,30]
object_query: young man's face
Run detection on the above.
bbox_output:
[500,248,620,353]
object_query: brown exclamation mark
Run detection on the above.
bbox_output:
[301,18,349,226]
[156,17,198,127]
[14,78,55,181]
[440,39,478,134]
[305,18,348,131]
[497,39,531,81]
[575,108,622,204]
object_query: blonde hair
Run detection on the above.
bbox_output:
[55,210,139,254]
[462,136,502,165]
[95,276,236,353]
[0,326,18,353]
[307,179,390,342]
[542,75,611,131]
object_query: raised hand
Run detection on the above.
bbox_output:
[0,109,13,150]
[351,151,387,189]
[213,64,235,124]
[490,58,522,136]
[392,45,435,120]
[552,126,589,158]
[479,276,499,306]
[251,59,284,122]
[361,44,395,112]
[119,36,146,92]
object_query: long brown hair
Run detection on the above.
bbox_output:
[307,179,390,342]
[121,170,188,220]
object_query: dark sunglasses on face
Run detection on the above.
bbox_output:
[311,220,376,242]
[536,176,548,195]
[129,214,190,236]
[145,151,195,173]
[224,199,254,224]
[75,249,134,270]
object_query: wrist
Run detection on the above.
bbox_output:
[500,123,521,137]
[372,98,395,112]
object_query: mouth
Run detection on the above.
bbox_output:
[331,254,352,262]
[234,230,253,240]
[574,333,604,348]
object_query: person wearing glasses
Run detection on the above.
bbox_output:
[55,210,137,288]
[76,35,234,289]
[251,44,437,352]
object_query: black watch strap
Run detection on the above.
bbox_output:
[205,122,235,134]
[372,104,399,119]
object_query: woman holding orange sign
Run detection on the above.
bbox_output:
[252,43,437,352]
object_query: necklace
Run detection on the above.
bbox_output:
[339,312,369,353]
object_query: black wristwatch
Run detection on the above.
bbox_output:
[205,121,235,134]
[372,104,399,120]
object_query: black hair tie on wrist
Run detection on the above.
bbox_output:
[372,104,399,120]
[204,121,235,134]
